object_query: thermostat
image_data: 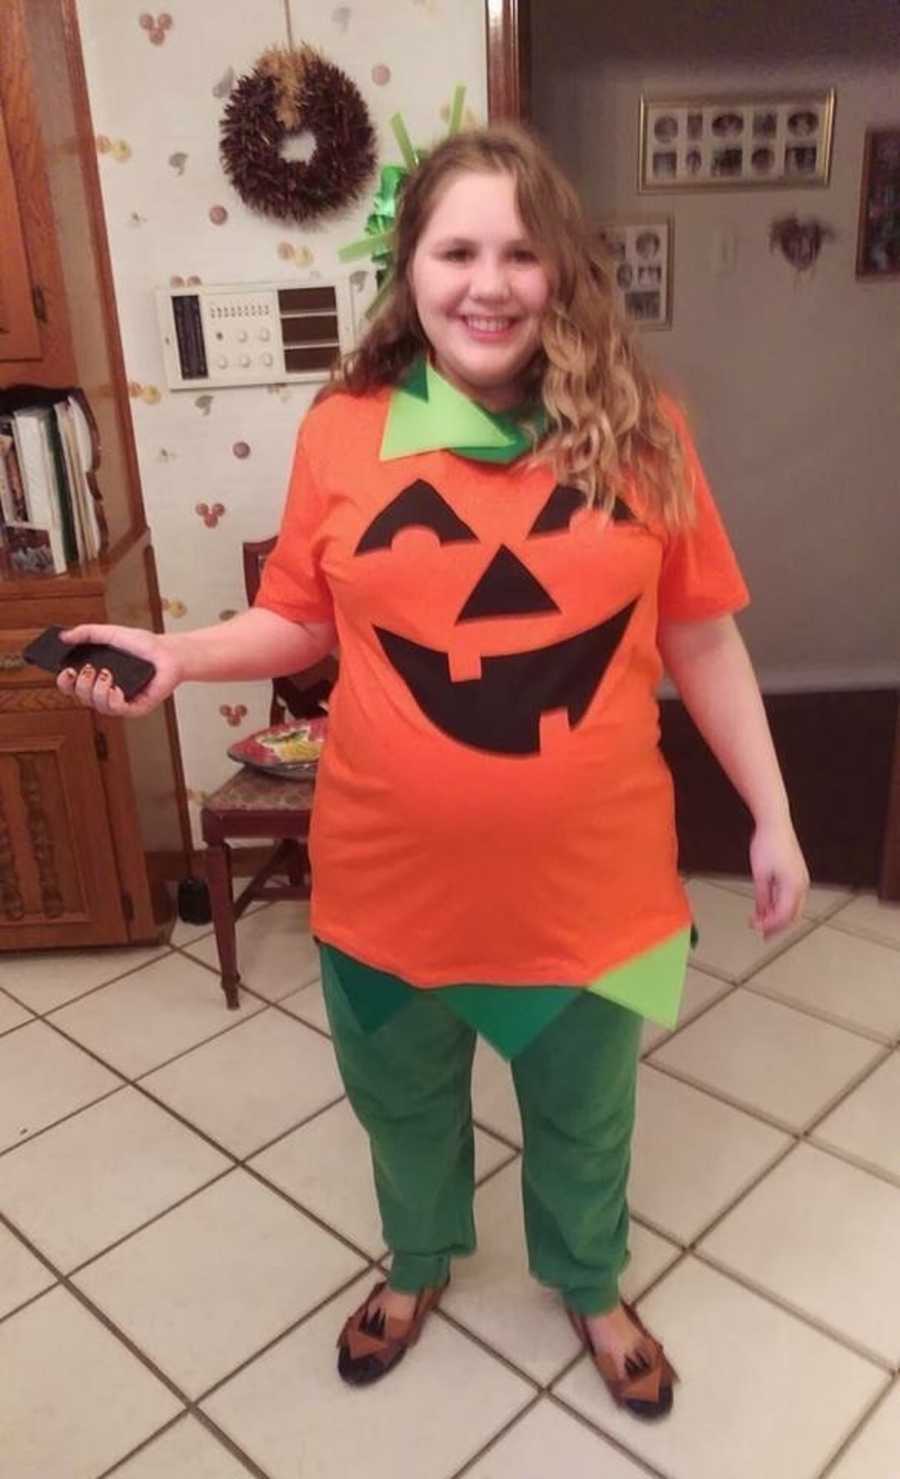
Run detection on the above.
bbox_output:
[155,276,366,390]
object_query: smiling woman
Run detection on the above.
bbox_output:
[64,120,808,1415]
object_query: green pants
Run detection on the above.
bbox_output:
[321,952,642,1315]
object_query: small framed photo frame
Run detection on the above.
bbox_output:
[639,90,835,191]
[856,127,900,279]
[595,218,673,330]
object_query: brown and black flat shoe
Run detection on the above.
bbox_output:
[567,1300,678,1420]
[337,1279,448,1387]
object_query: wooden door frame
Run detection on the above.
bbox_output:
[483,0,900,901]
[485,0,531,121]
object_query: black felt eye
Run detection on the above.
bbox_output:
[610,498,636,524]
[356,480,478,554]
[528,485,635,535]
[528,485,585,535]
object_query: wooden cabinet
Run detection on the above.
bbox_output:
[0,99,42,363]
[0,0,190,950]
[0,694,127,948]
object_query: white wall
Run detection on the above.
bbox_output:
[533,0,900,689]
[75,0,487,834]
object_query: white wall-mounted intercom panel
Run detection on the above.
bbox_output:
[155,275,367,391]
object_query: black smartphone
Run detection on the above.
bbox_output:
[23,625,156,700]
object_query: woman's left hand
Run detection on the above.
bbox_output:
[749,820,810,938]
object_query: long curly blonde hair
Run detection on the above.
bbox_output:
[334,123,693,529]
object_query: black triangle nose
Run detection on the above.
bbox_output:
[456,545,560,623]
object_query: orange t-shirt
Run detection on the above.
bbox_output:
[255,388,749,986]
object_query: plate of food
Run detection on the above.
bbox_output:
[227,717,327,776]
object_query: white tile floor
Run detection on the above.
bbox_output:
[1,877,899,1479]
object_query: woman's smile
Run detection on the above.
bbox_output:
[459,314,519,340]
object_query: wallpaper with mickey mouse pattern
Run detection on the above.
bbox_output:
[75,0,487,840]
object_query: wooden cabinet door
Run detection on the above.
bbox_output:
[0,93,41,362]
[0,704,128,948]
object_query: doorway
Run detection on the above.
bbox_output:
[484,0,900,896]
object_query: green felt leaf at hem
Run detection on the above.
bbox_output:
[434,984,580,1059]
[320,942,580,1058]
[585,927,692,1029]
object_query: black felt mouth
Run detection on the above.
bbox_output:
[375,599,638,755]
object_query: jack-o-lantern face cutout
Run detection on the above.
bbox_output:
[355,479,639,756]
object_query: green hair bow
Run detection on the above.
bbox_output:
[339,85,467,317]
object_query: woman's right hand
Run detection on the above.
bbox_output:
[56,624,183,719]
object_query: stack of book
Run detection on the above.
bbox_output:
[0,395,103,577]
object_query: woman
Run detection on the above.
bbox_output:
[60,124,809,1419]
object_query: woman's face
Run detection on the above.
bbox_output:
[409,170,551,413]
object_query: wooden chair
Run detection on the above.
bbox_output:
[199,537,337,1008]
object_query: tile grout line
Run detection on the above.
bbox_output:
[472,1115,521,1154]
[628,1177,898,1377]
[192,1264,382,1406]
[0,1081,128,1165]
[690,910,821,986]
[805,1131,900,1193]
[639,979,740,1059]
[642,971,897,1063]
[826,920,900,954]
[472,1146,522,1193]
[643,1040,894,1140]
[738,977,897,1045]
[441,1287,671,1479]
[443,1395,544,1479]
[696,876,859,927]
[434,1303,544,1392]
[633,1129,900,1373]
[0,1014,38,1040]
[639,1056,799,1135]
[814,1370,899,1479]
[85,1088,377,1272]
[0,1091,378,1320]
[639,1042,900,1194]
[92,1414,189,1479]
[797,1046,900,1144]
[692,1247,896,1372]
[230,1089,349,1163]
[30,981,275,1087]
[93,1264,382,1479]
[432,1311,667,1479]
[0,945,176,1018]
[0,972,332,1165]
[547,1389,673,1479]
[6,1220,380,1479]
[95,1410,267,1479]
